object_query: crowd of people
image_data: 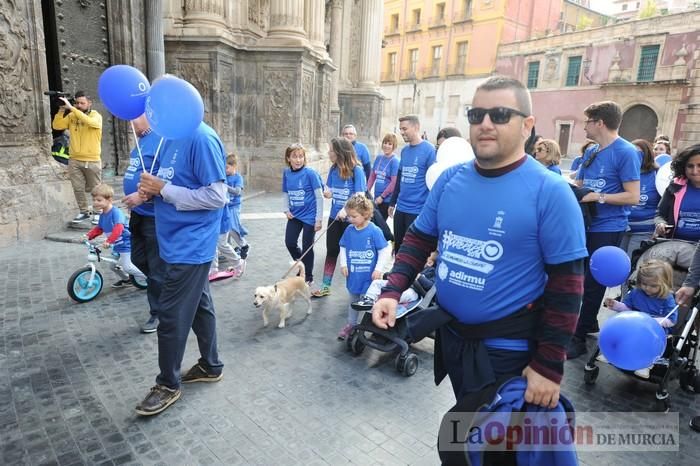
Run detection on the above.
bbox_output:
[58,75,700,461]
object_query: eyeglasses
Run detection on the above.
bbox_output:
[584,119,599,125]
[467,107,529,125]
[535,146,547,153]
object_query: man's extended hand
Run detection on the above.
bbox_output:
[372,298,398,329]
[122,192,145,210]
[522,366,560,409]
[138,172,166,197]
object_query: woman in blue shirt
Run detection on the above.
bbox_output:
[534,139,562,175]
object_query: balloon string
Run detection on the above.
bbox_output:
[130,121,147,174]
[662,304,679,323]
[150,137,164,175]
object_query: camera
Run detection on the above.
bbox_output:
[44,90,75,105]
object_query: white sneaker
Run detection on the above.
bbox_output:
[71,212,90,223]
[596,353,608,363]
[91,215,100,225]
[634,367,651,379]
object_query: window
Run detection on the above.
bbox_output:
[464,0,473,17]
[425,96,435,118]
[413,8,421,26]
[456,41,468,70]
[402,97,413,115]
[527,61,540,89]
[565,56,582,86]
[622,4,628,11]
[390,14,399,32]
[384,99,392,115]
[409,48,419,75]
[436,3,445,20]
[432,45,442,75]
[388,52,397,76]
[637,45,660,81]
[448,95,460,118]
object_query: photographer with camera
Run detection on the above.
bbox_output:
[52,90,103,223]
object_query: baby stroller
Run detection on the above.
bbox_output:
[583,238,700,411]
[346,276,447,377]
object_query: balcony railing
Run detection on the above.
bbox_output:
[453,9,472,23]
[400,69,421,80]
[381,71,398,82]
[447,62,467,76]
[406,22,422,32]
[422,65,441,78]
[429,16,446,28]
[384,25,400,36]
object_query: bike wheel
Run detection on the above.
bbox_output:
[130,275,148,289]
[67,267,103,303]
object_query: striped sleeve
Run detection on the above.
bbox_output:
[530,259,585,383]
[379,224,437,301]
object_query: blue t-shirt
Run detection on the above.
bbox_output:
[371,154,400,198]
[227,173,244,208]
[414,157,588,324]
[219,200,232,234]
[628,170,660,232]
[153,123,226,264]
[623,288,677,330]
[283,166,322,226]
[676,185,700,241]
[123,131,162,217]
[339,223,388,295]
[98,206,131,253]
[396,140,436,214]
[570,156,583,172]
[353,141,371,169]
[326,165,366,220]
[576,138,640,232]
[547,164,562,175]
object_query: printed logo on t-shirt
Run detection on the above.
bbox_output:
[348,249,375,275]
[582,178,606,191]
[402,165,419,184]
[439,229,503,292]
[679,212,700,232]
[488,210,506,237]
[288,189,306,206]
[156,166,175,180]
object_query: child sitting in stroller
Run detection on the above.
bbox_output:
[352,251,437,313]
[602,259,678,378]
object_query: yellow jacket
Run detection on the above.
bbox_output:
[52,108,103,162]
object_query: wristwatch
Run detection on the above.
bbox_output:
[598,193,606,204]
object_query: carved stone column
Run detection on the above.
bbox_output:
[183,0,227,28]
[145,0,165,80]
[358,0,382,88]
[267,0,307,45]
[328,0,343,114]
[305,0,325,53]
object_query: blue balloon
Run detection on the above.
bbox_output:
[590,246,631,287]
[145,75,204,140]
[655,154,672,166]
[600,311,667,370]
[98,65,150,120]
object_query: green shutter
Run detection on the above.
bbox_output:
[527,61,539,89]
[637,45,660,82]
[566,56,582,87]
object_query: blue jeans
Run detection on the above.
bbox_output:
[129,212,165,318]
[575,231,624,339]
[156,262,223,389]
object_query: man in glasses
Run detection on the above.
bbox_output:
[388,115,437,253]
[341,124,372,180]
[567,101,641,360]
[372,76,587,461]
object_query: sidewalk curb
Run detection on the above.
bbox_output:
[44,190,268,244]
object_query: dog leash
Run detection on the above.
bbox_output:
[281,216,339,279]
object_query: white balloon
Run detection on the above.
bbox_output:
[656,162,673,196]
[436,137,474,165]
[426,162,448,190]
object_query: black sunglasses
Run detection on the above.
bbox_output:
[467,107,529,125]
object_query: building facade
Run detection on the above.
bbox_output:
[0,0,383,246]
[379,0,607,141]
[495,9,699,156]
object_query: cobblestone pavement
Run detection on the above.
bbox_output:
[1,193,699,465]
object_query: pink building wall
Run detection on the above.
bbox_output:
[502,0,562,43]
[531,89,606,148]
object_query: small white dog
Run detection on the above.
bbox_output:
[253,262,312,328]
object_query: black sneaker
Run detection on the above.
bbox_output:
[135,385,181,416]
[182,363,223,383]
[351,295,376,311]
[566,336,588,360]
[240,244,250,260]
[690,416,700,433]
[141,316,158,334]
[112,279,131,288]
[71,212,90,223]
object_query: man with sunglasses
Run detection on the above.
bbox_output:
[567,101,641,360]
[372,77,587,460]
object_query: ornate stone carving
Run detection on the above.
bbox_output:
[318,74,332,142]
[0,2,32,130]
[219,64,235,141]
[185,0,225,16]
[264,69,294,139]
[543,53,560,82]
[248,0,269,30]
[302,71,314,140]
[177,61,212,116]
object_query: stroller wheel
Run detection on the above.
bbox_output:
[395,353,418,377]
[680,368,697,392]
[349,330,365,356]
[655,391,671,412]
[583,365,599,385]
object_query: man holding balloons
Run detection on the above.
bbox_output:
[568,101,641,360]
[373,76,587,461]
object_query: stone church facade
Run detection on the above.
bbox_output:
[0,0,383,246]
